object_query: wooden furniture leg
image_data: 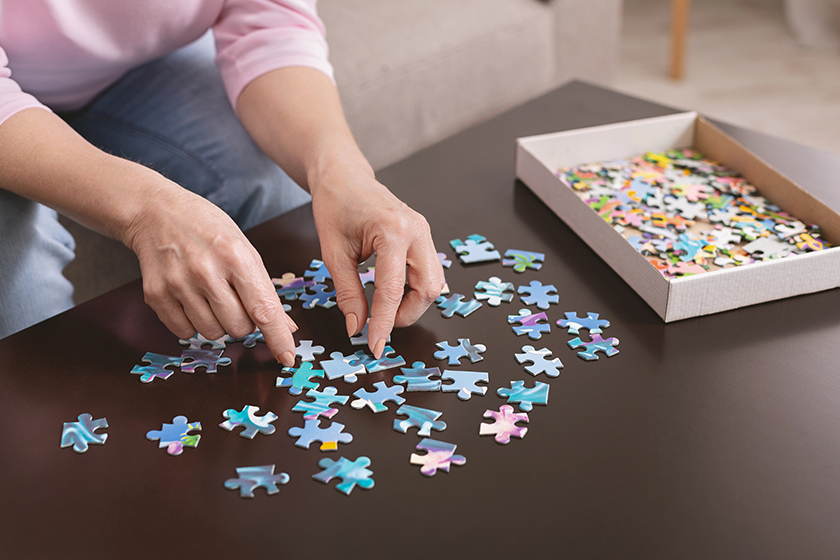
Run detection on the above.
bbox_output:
[670,0,691,80]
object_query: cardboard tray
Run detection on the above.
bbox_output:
[515,112,840,322]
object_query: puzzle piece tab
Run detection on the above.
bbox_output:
[568,334,620,361]
[502,249,545,273]
[556,311,610,335]
[434,338,486,366]
[351,381,406,413]
[435,294,482,318]
[479,405,529,444]
[146,415,201,455]
[130,352,184,383]
[276,361,325,395]
[508,308,551,340]
[180,348,232,373]
[449,234,501,264]
[410,439,466,476]
[441,370,489,400]
[394,362,442,392]
[514,345,563,377]
[288,419,353,451]
[219,405,278,439]
[225,465,289,498]
[313,456,374,495]
[393,405,447,437]
[60,413,108,453]
[497,380,549,412]
[474,277,514,306]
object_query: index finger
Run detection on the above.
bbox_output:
[233,272,297,366]
[367,247,408,358]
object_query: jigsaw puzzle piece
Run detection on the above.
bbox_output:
[474,276,514,306]
[146,415,201,455]
[497,380,549,412]
[313,456,375,495]
[394,362,442,392]
[288,419,353,451]
[273,273,316,301]
[393,405,447,437]
[230,329,265,348]
[180,348,232,373]
[441,370,488,400]
[479,405,529,444]
[435,294,482,318]
[350,381,405,413]
[130,352,184,383]
[349,321,391,346]
[358,266,376,287]
[437,252,452,268]
[568,334,620,361]
[219,405,278,439]
[224,465,289,498]
[449,234,501,264]
[320,352,366,384]
[304,259,332,283]
[292,387,350,420]
[410,439,466,476]
[502,249,545,273]
[507,308,551,340]
[433,338,485,366]
[300,284,337,309]
[517,281,559,310]
[514,345,563,377]
[276,361,325,395]
[556,312,610,335]
[178,333,230,350]
[348,346,405,373]
[60,413,108,453]
[295,340,325,362]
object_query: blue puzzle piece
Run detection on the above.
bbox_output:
[556,311,610,335]
[568,334,620,361]
[514,345,563,377]
[292,387,350,420]
[673,233,705,262]
[394,361,442,392]
[441,370,488,400]
[273,273,316,301]
[60,413,108,453]
[474,276,514,306]
[130,352,184,383]
[434,338,485,366]
[351,381,405,413]
[288,419,353,451]
[276,361,325,395]
[178,333,230,350]
[349,346,405,373]
[225,465,289,498]
[300,284,337,309]
[435,294,482,318]
[180,348,232,373]
[219,405,278,439]
[497,380,549,412]
[410,439,466,476]
[507,308,551,340]
[502,249,545,273]
[393,404,447,437]
[146,415,202,455]
[449,234,501,264]
[313,456,375,495]
[517,281,559,310]
[231,329,265,348]
[304,259,332,283]
[320,352,367,384]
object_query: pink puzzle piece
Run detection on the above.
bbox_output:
[479,405,529,444]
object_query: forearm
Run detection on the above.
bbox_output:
[0,107,179,247]
[236,67,373,195]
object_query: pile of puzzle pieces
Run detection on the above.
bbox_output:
[555,149,832,278]
[62,234,621,498]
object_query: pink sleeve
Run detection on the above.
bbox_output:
[213,0,335,108]
[0,47,52,126]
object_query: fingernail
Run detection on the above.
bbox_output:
[346,313,359,338]
[285,315,299,333]
[372,338,386,360]
[279,351,295,367]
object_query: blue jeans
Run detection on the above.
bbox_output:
[0,32,310,339]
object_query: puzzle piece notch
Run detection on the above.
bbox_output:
[393,405,447,437]
[288,419,353,451]
[435,294,482,318]
[514,345,563,377]
[507,308,551,340]
[180,348,232,374]
[517,281,559,310]
[320,352,367,384]
[351,381,406,413]
[295,339,325,362]
[441,370,489,400]
[434,338,486,366]
[410,439,466,476]
[474,276,514,306]
[449,234,501,264]
[479,405,529,444]
[219,405,278,439]
[313,456,375,495]
[225,465,289,498]
[146,415,202,455]
[502,249,545,273]
[568,334,620,361]
[348,346,406,373]
[276,361,325,395]
[556,311,610,335]
[393,361,442,392]
[300,283,337,309]
[130,352,184,383]
[60,413,108,453]
[304,259,332,283]
[179,333,230,350]
[497,380,550,412]
[291,386,350,420]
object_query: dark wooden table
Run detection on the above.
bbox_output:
[3,82,840,559]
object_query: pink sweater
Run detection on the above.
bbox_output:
[0,0,334,125]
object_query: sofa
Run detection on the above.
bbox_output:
[61,0,623,304]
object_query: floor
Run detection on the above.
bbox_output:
[615,0,840,156]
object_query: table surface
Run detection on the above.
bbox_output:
[3,82,840,560]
